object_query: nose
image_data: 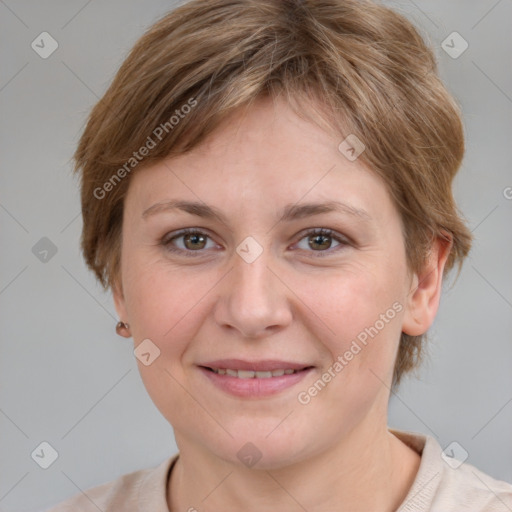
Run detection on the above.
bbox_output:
[213,247,293,339]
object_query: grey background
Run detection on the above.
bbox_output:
[0,0,511,510]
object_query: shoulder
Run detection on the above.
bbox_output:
[392,429,512,512]
[434,460,512,511]
[42,455,178,512]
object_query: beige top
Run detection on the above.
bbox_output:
[44,429,512,511]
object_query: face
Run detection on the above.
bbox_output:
[113,95,425,469]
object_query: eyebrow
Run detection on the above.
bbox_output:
[141,199,372,224]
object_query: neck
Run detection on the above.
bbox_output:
[168,418,421,512]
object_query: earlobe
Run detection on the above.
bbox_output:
[401,232,453,336]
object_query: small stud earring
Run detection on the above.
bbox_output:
[116,321,131,337]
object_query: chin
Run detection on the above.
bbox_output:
[199,421,318,470]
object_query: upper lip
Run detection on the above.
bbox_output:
[199,359,312,371]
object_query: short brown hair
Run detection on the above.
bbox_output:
[73,0,473,387]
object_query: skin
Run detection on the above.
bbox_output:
[113,95,451,511]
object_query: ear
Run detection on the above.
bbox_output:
[402,232,453,336]
[112,277,129,323]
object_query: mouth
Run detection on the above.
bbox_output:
[198,359,314,397]
[204,367,305,378]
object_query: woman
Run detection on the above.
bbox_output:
[45,0,512,510]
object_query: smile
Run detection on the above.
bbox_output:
[198,360,314,398]
[208,368,300,378]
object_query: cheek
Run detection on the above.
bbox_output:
[293,270,404,427]
[121,257,217,421]
[310,262,405,387]
[123,257,210,343]
[319,261,403,335]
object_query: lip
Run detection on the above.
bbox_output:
[198,359,314,398]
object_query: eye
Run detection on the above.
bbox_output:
[161,228,218,257]
[161,227,350,258]
[293,228,349,257]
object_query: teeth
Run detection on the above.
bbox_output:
[210,368,301,378]
[255,371,272,378]
[238,370,255,379]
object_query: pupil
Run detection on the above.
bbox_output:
[186,233,205,249]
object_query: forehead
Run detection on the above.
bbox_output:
[185,95,343,167]
[125,95,396,225]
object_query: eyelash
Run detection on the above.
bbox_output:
[160,227,351,258]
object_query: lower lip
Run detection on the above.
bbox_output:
[199,367,313,398]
